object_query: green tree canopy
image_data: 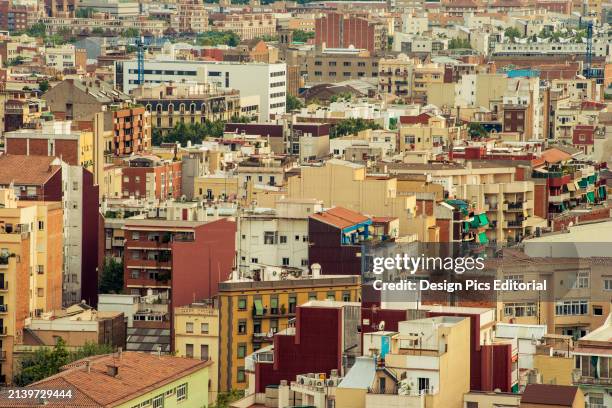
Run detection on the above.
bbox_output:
[330,118,382,139]
[38,80,50,93]
[448,38,471,49]
[286,94,304,112]
[291,30,314,43]
[153,120,227,146]
[13,339,114,386]
[504,27,522,41]
[196,31,240,46]
[121,27,140,38]
[99,258,123,294]
[26,23,47,38]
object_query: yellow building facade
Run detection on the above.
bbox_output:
[174,304,220,404]
[218,276,360,391]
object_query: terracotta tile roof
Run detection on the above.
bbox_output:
[0,155,61,185]
[26,352,210,407]
[310,206,369,229]
[520,384,579,406]
[399,112,432,125]
[539,148,572,164]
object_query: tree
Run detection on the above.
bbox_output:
[196,31,240,46]
[14,339,113,386]
[468,123,488,139]
[99,258,123,294]
[291,30,314,43]
[286,94,303,112]
[92,27,105,36]
[212,390,244,408]
[121,27,140,38]
[330,118,381,139]
[448,38,471,49]
[38,80,50,93]
[26,22,47,38]
[152,120,227,146]
[504,27,522,41]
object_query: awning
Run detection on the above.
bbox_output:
[478,232,489,244]
[254,299,264,316]
[586,191,595,203]
[478,213,489,227]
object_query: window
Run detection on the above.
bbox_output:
[279,235,287,244]
[309,292,317,301]
[593,305,603,316]
[237,367,246,383]
[238,319,247,334]
[505,275,523,283]
[342,292,351,302]
[152,395,164,408]
[237,343,246,358]
[379,377,386,392]
[185,344,194,358]
[573,271,589,289]
[132,232,140,240]
[289,296,297,313]
[466,402,479,408]
[238,298,247,311]
[176,383,188,401]
[555,300,588,316]
[264,231,277,245]
[186,322,193,333]
[605,279,612,291]
[38,221,44,230]
[504,302,537,317]
[37,288,44,297]
[37,265,44,274]
[327,292,335,301]
[270,297,279,314]
[131,270,140,279]
[201,344,209,360]
[417,377,430,393]
[201,323,209,334]
[282,257,289,266]
[295,235,300,241]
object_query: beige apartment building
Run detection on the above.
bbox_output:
[384,161,545,243]
[287,159,438,240]
[212,13,276,40]
[398,115,464,152]
[413,63,445,103]
[174,303,220,403]
[305,50,379,84]
[378,54,413,100]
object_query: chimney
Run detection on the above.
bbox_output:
[106,364,119,377]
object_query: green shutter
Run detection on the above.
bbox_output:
[478,214,489,227]
[478,232,489,244]
[254,299,264,316]
[270,298,278,308]
[587,191,595,203]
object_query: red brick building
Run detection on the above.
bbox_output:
[113,106,151,156]
[122,217,236,321]
[120,155,182,200]
[572,124,595,155]
[315,12,387,54]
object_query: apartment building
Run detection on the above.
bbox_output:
[315,12,388,54]
[305,48,379,84]
[119,154,183,200]
[4,120,103,176]
[288,159,437,239]
[133,83,241,134]
[123,218,235,316]
[115,60,287,120]
[378,54,413,100]
[174,303,220,403]
[356,316,471,408]
[212,13,276,40]
[44,44,86,71]
[572,316,611,408]
[0,188,64,385]
[237,199,323,274]
[0,155,99,308]
[398,113,464,152]
[175,0,208,33]
[112,105,151,156]
[218,275,360,391]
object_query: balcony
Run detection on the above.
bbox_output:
[505,219,525,229]
[252,332,274,343]
[548,193,570,203]
[572,370,612,386]
[0,304,8,313]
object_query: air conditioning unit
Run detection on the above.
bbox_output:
[315,380,324,387]
[326,379,336,387]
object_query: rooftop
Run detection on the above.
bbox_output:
[520,384,579,407]
[310,206,370,229]
[0,155,62,186]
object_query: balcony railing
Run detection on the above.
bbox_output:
[573,370,612,385]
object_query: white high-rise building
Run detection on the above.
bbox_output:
[114,59,287,120]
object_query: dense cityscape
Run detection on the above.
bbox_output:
[0,0,610,406]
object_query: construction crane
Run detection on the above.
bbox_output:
[136,36,145,85]
[584,20,593,79]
